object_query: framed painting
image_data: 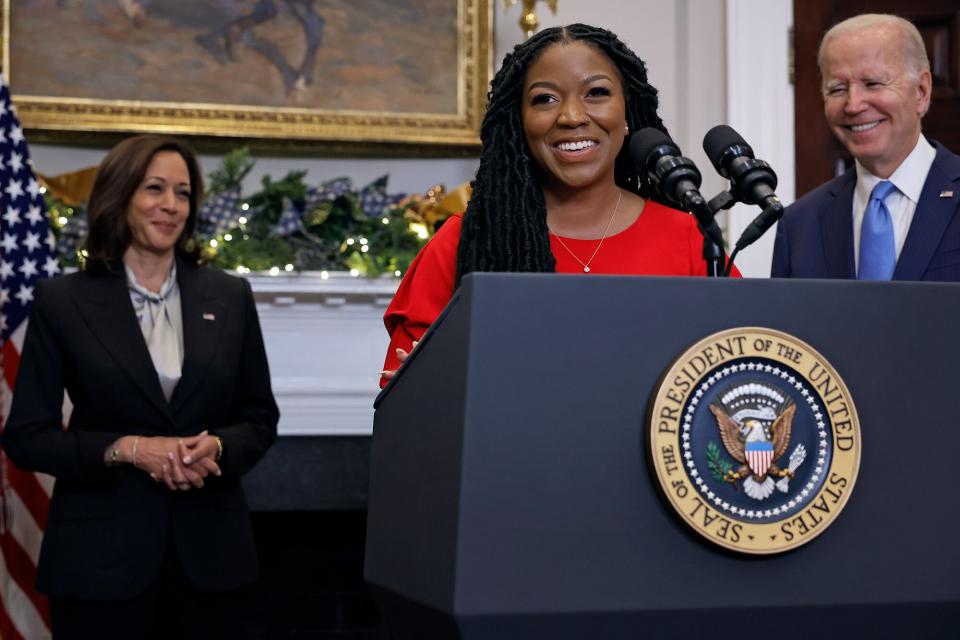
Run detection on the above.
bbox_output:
[0,0,492,148]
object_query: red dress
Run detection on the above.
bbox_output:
[381,201,736,385]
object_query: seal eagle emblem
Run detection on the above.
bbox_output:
[648,328,861,554]
[708,384,806,500]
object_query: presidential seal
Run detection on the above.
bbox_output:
[649,328,860,554]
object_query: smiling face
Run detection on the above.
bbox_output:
[521,40,628,193]
[125,151,192,260]
[821,25,931,178]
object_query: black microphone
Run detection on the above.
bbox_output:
[629,128,725,249]
[702,125,784,250]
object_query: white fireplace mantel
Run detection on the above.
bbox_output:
[246,272,399,436]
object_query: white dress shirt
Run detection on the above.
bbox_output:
[852,135,936,271]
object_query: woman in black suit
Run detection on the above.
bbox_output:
[2,135,279,638]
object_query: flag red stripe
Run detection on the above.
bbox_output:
[1,340,20,394]
[0,530,50,626]
[6,464,49,531]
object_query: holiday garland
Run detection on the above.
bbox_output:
[43,148,467,277]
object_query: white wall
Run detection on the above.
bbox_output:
[725,0,794,277]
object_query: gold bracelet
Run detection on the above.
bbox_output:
[213,435,224,461]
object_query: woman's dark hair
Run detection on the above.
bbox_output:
[85,134,203,270]
[455,24,669,286]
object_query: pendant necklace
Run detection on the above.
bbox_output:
[549,189,623,273]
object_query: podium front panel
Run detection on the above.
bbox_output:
[367,275,960,637]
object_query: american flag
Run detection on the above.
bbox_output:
[0,74,58,639]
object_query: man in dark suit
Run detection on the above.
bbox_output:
[772,13,960,281]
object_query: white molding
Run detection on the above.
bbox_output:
[247,271,398,302]
[269,377,381,436]
[249,274,398,436]
[725,0,794,277]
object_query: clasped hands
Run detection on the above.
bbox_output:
[107,431,221,491]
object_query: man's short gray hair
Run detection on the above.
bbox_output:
[817,13,930,79]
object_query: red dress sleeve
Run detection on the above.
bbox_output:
[380,215,462,387]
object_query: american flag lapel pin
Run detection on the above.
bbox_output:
[203,312,216,321]
[941,190,955,198]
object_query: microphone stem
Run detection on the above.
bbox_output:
[724,247,741,277]
[688,197,727,278]
[701,231,726,277]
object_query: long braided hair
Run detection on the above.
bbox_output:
[455,24,669,286]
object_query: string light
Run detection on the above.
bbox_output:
[359,238,368,245]
[346,238,355,246]
[241,203,250,211]
[360,245,369,253]
[410,223,429,240]
[381,217,389,224]
[349,269,360,277]
[210,239,219,248]
[238,216,248,225]
[320,271,329,279]
[224,233,233,241]
[394,270,402,277]
[284,264,294,272]
[269,266,280,275]
[58,216,68,225]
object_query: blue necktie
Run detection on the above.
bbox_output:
[858,180,897,280]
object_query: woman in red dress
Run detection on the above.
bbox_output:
[381,24,733,385]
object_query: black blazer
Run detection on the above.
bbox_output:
[2,259,279,600]
[772,141,960,281]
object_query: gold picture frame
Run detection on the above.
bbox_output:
[0,0,492,149]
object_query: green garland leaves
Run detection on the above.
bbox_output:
[200,148,429,275]
[45,147,437,277]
